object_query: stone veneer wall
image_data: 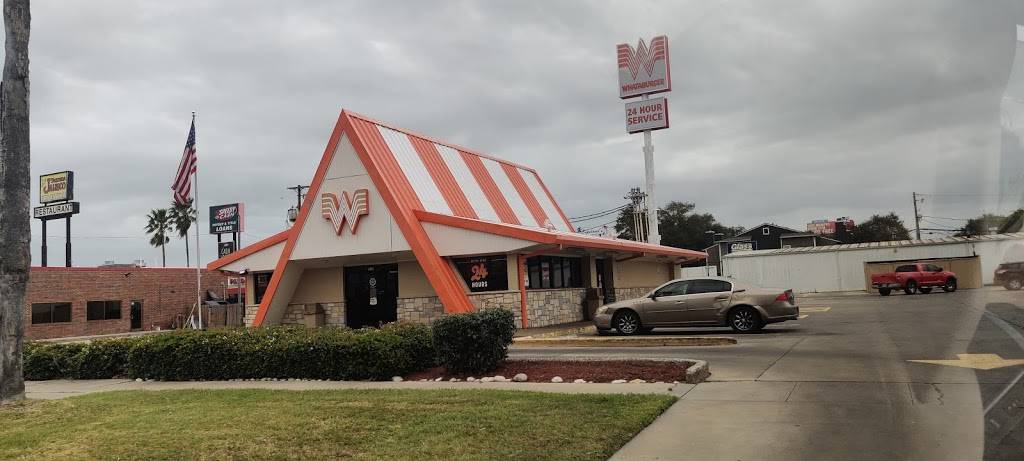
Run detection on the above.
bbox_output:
[396,289,585,329]
[396,297,444,324]
[271,302,346,327]
[614,287,656,302]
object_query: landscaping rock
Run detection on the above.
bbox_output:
[392,376,403,382]
[419,379,427,382]
[467,377,477,382]
[135,378,143,382]
[449,378,459,382]
[513,373,528,382]
[435,377,443,382]
[573,379,586,384]
[629,379,647,384]
[493,375,507,382]
[611,379,627,384]
[481,377,495,382]
[551,376,563,383]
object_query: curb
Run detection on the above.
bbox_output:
[516,325,597,339]
[513,336,736,347]
[509,356,711,384]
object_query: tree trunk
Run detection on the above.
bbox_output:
[0,0,30,404]
[161,243,166,267]
[184,234,190,267]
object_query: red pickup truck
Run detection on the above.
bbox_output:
[870,263,958,296]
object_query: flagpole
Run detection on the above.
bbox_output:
[192,111,203,330]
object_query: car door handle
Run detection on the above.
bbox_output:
[674,301,685,304]
[715,296,729,301]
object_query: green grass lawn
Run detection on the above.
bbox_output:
[0,389,675,460]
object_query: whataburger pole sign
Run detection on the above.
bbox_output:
[617,35,671,244]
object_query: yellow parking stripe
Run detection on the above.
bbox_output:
[802,306,831,313]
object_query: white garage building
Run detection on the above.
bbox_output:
[721,233,1024,293]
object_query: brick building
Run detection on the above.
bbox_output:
[25,267,230,340]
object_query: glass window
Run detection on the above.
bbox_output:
[254,272,272,303]
[86,300,121,321]
[31,302,72,324]
[655,281,689,297]
[552,258,563,288]
[525,256,584,290]
[690,279,732,294]
[924,264,941,272]
[895,265,917,273]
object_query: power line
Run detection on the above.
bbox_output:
[578,219,618,233]
[920,215,969,221]
[569,204,629,222]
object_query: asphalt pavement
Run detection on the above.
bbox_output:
[510,287,1024,460]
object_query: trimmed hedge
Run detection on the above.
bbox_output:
[433,308,516,373]
[24,323,436,381]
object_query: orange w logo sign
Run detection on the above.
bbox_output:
[617,36,668,80]
[321,189,369,235]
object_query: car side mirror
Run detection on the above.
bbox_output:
[649,293,659,300]
[937,267,943,272]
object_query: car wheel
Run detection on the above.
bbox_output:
[1005,278,1023,291]
[612,310,642,336]
[943,278,957,292]
[728,306,763,333]
[919,287,932,294]
[879,288,891,296]
[904,280,918,295]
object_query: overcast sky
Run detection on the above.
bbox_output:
[15,0,1024,267]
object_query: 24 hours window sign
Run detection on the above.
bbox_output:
[625,97,669,133]
[454,255,508,293]
[209,203,244,234]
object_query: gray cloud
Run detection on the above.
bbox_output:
[15,0,1024,266]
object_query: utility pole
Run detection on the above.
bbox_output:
[912,192,922,240]
[286,185,308,223]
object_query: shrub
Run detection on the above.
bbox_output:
[71,338,142,379]
[432,308,516,373]
[23,342,83,380]
[124,323,435,381]
[22,324,436,382]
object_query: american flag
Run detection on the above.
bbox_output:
[172,118,197,205]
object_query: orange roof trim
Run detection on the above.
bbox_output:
[206,229,291,271]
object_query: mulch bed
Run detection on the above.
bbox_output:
[405,360,691,383]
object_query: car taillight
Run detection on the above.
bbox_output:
[776,291,793,303]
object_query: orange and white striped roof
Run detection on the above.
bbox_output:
[346,113,575,233]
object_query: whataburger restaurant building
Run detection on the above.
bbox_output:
[208,110,706,329]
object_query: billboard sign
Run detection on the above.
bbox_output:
[217,241,236,258]
[617,35,671,99]
[33,202,80,220]
[209,203,244,234]
[625,97,669,133]
[39,171,73,204]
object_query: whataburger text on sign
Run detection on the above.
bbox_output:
[39,171,73,204]
[625,97,669,133]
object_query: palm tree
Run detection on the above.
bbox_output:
[145,209,172,267]
[168,199,196,267]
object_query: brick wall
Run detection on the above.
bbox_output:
[24,267,230,340]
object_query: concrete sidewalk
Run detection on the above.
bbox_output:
[24,379,694,400]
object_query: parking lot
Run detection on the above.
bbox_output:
[511,287,1024,460]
